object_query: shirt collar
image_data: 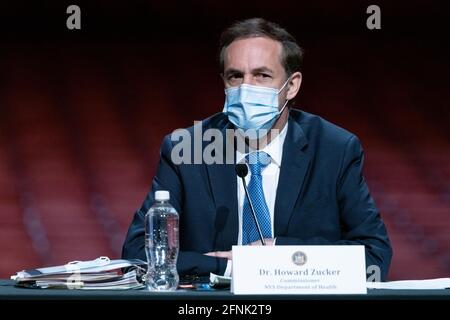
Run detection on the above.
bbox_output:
[236,123,288,168]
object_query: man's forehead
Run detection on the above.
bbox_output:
[224,37,283,71]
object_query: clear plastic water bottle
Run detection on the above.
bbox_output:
[145,190,179,291]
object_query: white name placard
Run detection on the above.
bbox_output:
[232,245,366,295]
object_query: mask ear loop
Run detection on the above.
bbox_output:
[278,99,289,115]
[277,76,291,94]
[278,76,292,115]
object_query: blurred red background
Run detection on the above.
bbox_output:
[0,1,448,280]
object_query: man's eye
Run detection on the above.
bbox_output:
[228,74,242,80]
[257,73,271,78]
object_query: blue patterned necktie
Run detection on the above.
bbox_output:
[242,151,272,245]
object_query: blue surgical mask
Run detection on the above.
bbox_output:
[222,79,290,133]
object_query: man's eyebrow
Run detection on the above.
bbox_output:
[251,67,274,74]
[224,67,275,77]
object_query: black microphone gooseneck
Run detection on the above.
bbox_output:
[235,163,266,246]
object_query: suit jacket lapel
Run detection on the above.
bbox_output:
[205,122,238,250]
[274,116,310,236]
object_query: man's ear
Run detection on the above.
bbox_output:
[286,72,302,100]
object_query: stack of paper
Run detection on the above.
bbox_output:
[11,256,147,290]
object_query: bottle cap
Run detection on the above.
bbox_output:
[155,190,170,201]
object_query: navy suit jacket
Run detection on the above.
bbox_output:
[122,109,392,280]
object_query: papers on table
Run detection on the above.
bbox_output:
[11,256,147,290]
[367,278,450,290]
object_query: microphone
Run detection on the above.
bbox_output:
[235,163,266,246]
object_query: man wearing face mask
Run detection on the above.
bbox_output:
[122,18,393,281]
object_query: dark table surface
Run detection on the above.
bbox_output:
[1,280,449,300]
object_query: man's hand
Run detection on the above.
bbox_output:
[205,251,232,260]
[205,238,275,260]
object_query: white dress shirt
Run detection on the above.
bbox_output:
[224,123,288,276]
